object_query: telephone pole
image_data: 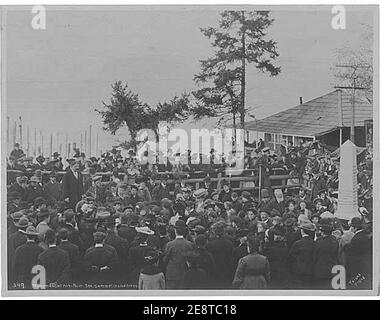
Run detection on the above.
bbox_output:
[334,64,368,144]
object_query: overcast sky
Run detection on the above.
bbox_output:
[4,5,374,155]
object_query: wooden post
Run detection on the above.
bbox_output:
[34,128,37,156]
[50,134,53,158]
[40,131,44,156]
[89,125,92,157]
[84,131,87,157]
[258,164,262,201]
[27,126,30,156]
[80,133,83,152]
[65,133,68,158]
[96,132,99,157]
[68,143,71,157]
[19,116,22,148]
[13,121,16,147]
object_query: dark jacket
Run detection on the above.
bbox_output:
[163,237,194,281]
[38,246,71,286]
[182,267,208,289]
[84,244,118,285]
[62,170,84,209]
[13,240,45,288]
[312,235,339,280]
[58,240,83,282]
[288,235,315,277]
[207,236,234,288]
[345,230,373,288]
[264,241,290,289]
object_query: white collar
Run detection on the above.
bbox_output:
[49,244,57,248]
[176,235,184,239]
[95,243,103,248]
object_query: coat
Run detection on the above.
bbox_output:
[232,253,270,289]
[345,230,372,288]
[162,237,194,281]
[13,240,45,288]
[8,230,27,284]
[288,235,315,287]
[45,181,63,202]
[58,240,83,282]
[264,241,290,289]
[206,236,234,287]
[37,246,71,286]
[182,268,209,289]
[84,244,119,285]
[312,235,339,281]
[62,170,84,209]
[152,184,170,202]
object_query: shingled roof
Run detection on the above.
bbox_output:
[245,90,372,137]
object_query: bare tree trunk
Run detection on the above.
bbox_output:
[240,11,246,131]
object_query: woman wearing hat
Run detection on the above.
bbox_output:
[138,248,165,290]
[232,236,270,289]
[312,219,338,289]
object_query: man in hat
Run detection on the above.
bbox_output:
[37,229,71,286]
[218,180,232,203]
[312,219,338,289]
[162,220,194,289]
[258,188,272,212]
[13,226,44,289]
[84,230,118,285]
[57,228,83,284]
[9,176,28,200]
[10,142,26,160]
[104,218,129,283]
[202,176,214,199]
[345,217,372,289]
[288,222,316,289]
[34,155,46,171]
[60,209,84,253]
[294,187,311,209]
[45,172,63,202]
[126,185,143,209]
[152,176,170,202]
[338,217,361,265]
[8,216,29,287]
[36,208,51,239]
[62,159,84,210]
[23,176,48,204]
[207,222,234,289]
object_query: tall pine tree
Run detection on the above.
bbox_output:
[192,10,281,133]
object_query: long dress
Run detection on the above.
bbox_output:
[232,252,270,289]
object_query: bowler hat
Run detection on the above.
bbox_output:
[242,191,251,199]
[349,217,363,228]
[174,219,187,230]
[63,209,76,220]
[14,217,29,228]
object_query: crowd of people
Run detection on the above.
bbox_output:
[7,140,373,290]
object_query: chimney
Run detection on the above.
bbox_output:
[299,97,303,104]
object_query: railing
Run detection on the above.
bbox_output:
[7,168,303,199]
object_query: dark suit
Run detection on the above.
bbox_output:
[105,230,129,282]
[163,237,194,289]
[13,240,45,289]
[312,235,338,289]
[345,230,373,289]
[8,230,27,286]
[264,241,290,289]
[288,235,315,289]
[60,223,84,254]
[207,236,234,288]
[38,246,71,286]
[58,240,83,283]
[84,244,118,285]
[62,169,84,210]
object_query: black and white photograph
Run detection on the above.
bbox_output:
[1,3,378,296]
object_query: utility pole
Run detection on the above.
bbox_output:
[19,116,22,149]
[7,116,9,152]
[27,126,30,156]
[89,125,92,157]
[334,64,368,144]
